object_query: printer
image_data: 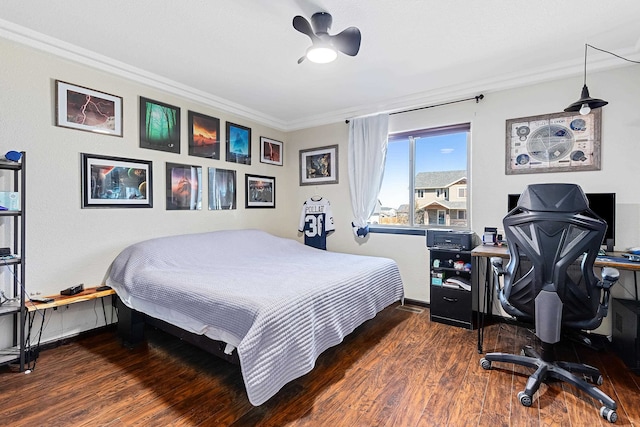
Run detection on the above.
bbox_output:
[426,229,475,251]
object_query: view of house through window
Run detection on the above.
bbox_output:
[371,123,470,228]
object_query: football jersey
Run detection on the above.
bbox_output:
[298,197,335,250]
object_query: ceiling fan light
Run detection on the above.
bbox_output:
[306,46,337,63]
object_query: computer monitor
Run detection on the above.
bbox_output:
[507,192,616,247]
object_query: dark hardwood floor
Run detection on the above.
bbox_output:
[1,303,639,426]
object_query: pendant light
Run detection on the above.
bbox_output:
[565,44,640,115]
[564,44,608,115]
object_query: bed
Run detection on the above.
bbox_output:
[106,229,404,405]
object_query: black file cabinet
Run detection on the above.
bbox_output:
[611,298,640,374]
[429,248,474,329]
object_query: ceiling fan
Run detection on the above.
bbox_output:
[293,12,361,64]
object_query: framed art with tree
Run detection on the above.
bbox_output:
[140,97,181,154]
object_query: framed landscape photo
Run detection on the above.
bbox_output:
[140,97,181,154]
[81,153,152,208]
[260,136,283,166]
[56,81,123,137]
[226,122,251,165]
[299,145,339,185]
[245,174,275,208]
[165,162,202,210]
[208,167,236,210]
[505,109,602,175]
[188,111,220,159]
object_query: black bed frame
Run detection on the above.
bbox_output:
[116,297,240,365]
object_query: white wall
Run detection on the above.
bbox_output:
[2,35,639,345]
[289,65,640,337]
[0,38,293,345]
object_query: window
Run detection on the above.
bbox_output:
[372,123,470,229]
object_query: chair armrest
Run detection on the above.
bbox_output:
[490,257,505,275]
[600,266,619,289]
[596,266,620,321]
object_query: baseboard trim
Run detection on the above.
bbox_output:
[403,298,429,308]
[36,323,117,353]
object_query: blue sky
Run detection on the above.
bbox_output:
[378,132,468,210]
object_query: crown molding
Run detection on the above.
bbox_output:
[0,19,288,131]
[2,19,638,133]
[286,47,640,131]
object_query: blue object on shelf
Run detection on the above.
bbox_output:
[4,151,22,162]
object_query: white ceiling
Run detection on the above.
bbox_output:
[2,1,640,131]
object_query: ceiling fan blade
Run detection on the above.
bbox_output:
[293,15,319,42]
[331,27,361,56]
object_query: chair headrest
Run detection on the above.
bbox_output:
[516,183,589,213]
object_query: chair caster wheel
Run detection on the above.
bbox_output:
[600,406,617,423]
[518,391,532,407]
[480,358,491,370]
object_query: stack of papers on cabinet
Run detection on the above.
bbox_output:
[443,277,471,291]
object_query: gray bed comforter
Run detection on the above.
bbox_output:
[106,229,404,405]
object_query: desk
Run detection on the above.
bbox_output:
[26,286,115,312]
[24,286,116,369]
[472,245,640,353]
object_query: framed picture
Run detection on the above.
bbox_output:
[166,162,202,210]
[140,97,181,154]
[505,109,601,175]
[260,136,283,166]
[245,174,275,208]
[208,167,236,210]
[55,81,123,137]
[299,145,339,185]
[80,153,152,208]
[226,122,251,165]
[188,111,220,159]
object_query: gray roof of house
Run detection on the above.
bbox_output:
[420,200,467,210]
[396,204,410,213]
[415,170,466,189]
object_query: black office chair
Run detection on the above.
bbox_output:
[479,183,620,423]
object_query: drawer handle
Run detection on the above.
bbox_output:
[442,296,458,303]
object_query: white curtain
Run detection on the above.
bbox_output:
[348,113,390,238]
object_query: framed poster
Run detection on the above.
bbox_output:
[208,167,236,210]
[505,109,601,175]
[245,174,275,208]
[165,162,202,210]
[299,145,339,185]
[55,81,123,137]
[188,111,220,159]
[140,97,181,154]
[81,153,152,208]
[260,136,283,166]
[226,122,251,165]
